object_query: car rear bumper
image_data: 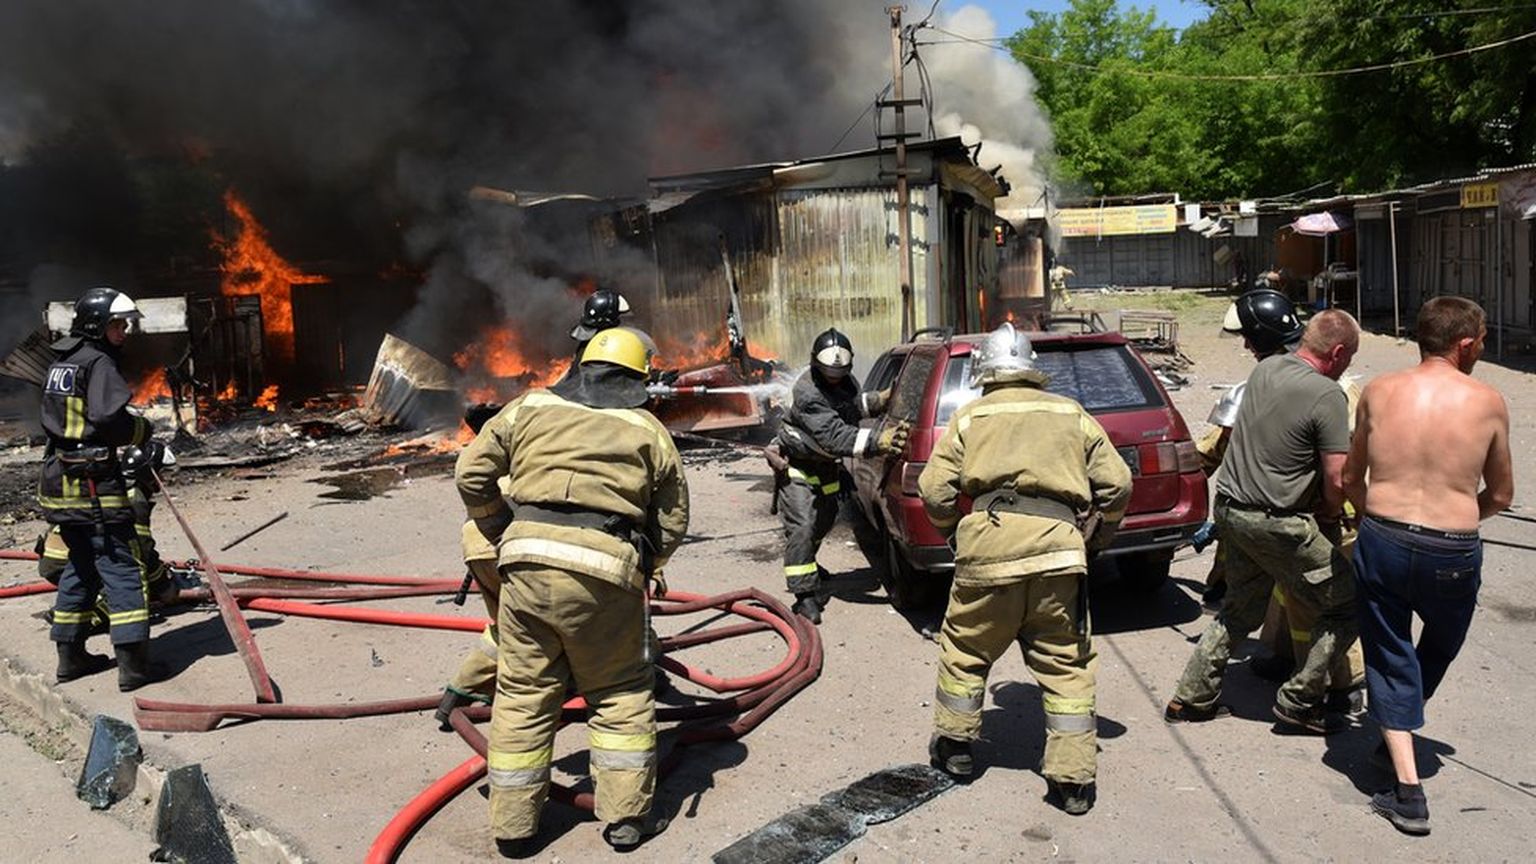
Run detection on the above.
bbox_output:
[897,519,1202,574]
[1099,522,1203,557]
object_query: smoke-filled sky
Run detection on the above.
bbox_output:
[0,1,1052,356]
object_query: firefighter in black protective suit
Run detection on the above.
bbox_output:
[559,288,632,383]
[38,286,166,691]
[771,328,909,624]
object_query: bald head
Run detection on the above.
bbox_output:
[1297,309,1359,379]
[1300,309,1360,354]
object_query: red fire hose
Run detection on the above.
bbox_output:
[5,547,822,861]
[364,755,487,864]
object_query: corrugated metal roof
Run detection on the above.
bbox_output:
[649,136,979,194]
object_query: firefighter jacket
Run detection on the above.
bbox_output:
[37,340,152,526]
[38,485,165,584]
[455,390,689,594]
[775,369,883,495]
[461,476,513,563]
[918,382,1132,585]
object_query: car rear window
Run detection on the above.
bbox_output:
[936,344,1161,426]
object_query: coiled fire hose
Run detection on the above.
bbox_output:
[1,548,822,861]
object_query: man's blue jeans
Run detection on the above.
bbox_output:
[1353,516,1482,731]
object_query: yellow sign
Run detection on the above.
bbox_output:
[1461,182,1498,209]
[1057,204,1178,237]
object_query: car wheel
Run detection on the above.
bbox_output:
[882,533,923,610]
[1118,550,1172,592]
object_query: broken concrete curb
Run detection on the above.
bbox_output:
[0,654,307,863]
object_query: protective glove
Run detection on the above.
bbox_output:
[1190,520,1217,553]
[649,569,668,598]
[863,386,894,416]
[872,419,911,456]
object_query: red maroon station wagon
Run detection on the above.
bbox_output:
[847,326,1208,608]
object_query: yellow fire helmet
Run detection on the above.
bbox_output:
[580,326,655,376]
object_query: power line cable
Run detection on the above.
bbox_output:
[830,83,888,153]
[921,23,1536,81]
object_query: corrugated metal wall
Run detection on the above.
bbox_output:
[1355,214,1409,319]
[772,187,929,374]
[647,189,779,364]
[640,185,932,376]
[1405,206,1531,331]
[1056,215,1283,289]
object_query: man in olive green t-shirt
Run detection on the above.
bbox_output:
[1167,309,1361,734]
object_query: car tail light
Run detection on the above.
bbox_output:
[1139,441,1201,474]
[900,462,926,496]
[1175,440,1201,473]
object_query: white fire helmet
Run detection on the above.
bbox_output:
[970,322,1039,388]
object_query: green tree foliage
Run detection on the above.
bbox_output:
[1007,0,1536,198]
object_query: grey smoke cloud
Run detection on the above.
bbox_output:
[0,2,1053,359]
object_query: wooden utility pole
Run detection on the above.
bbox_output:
[884,5,917,341]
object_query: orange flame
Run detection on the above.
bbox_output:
[382,420,476,457]
[216,380,239,402]
[131,368,172,405]
[214,190,328,365]
[454,324,566,402]
[655,330,730,370]
[253,384,280,412]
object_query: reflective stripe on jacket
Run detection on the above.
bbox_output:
[918,383,1132,584]
[455,390,689,593]
[37,341,151,526]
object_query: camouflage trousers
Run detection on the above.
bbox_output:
[1174,502,1357,713]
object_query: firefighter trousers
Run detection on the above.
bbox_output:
[1264,583,1365,690]
[933,574,1098,784]
[50,523,151,645]
[779,479,838,595]
[447,557,502,701]
[487,564,656,841]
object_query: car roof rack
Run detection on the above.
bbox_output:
[909,326,953,343]
[1039,312,1109,334]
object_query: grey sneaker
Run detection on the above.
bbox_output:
[1325,686,1367,720]
[1371,785,1430,836]
[1272,702,1346,735]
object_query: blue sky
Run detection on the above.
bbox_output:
[964,1,1210,37]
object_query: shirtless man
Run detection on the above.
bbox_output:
[1343,296,1514,836]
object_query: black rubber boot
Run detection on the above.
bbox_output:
[603,816,669,851]
[929,735,974,779]
[56,641,112,683]
[1371,783,1430,836]
[1049,779,1095,816]
[435,689,477,731]
[114,641,161,692]
[791,593,823,625]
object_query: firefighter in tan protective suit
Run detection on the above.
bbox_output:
[918,322,1131,816]
[455,326,688,855]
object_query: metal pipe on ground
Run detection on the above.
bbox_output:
[150,466,278,703]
